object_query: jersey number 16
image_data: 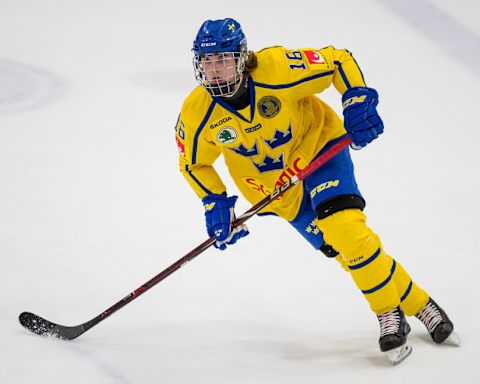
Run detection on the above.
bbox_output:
[285,51,306,70]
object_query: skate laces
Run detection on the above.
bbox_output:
[378,308,401,338]
[416,301,443,334]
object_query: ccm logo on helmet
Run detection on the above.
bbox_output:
[201,42,217,47]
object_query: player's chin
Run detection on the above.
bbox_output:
[211,78,228,85]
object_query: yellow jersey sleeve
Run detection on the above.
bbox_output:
[175,89,227,199]
[321,45,367,94]
[252,45,366,99]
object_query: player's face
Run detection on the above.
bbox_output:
[200,53,237,85]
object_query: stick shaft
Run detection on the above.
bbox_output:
[94,136,351,327]
[21,136,351,339]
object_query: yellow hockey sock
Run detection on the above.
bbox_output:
[388,259,429,316]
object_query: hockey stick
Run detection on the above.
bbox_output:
[19,136,351,340]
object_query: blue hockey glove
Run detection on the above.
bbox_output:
[202,193,249,251]
[342,86,384,149]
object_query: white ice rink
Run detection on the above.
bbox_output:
[1,0,479,382]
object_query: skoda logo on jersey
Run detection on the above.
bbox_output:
[217,127,238,144]
[210,116,232,129]
[257,96,281,118]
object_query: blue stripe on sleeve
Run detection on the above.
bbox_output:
[334,60,351,89]
[347,50,366,85]
[185,165,213,195]
[254,71,334,89]
[192,101,216,165]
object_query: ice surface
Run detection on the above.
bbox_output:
[1,0,479,383]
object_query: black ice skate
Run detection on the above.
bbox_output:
[377,306,412,365]
[415,298,460,346]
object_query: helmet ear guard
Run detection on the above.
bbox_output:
[192,18,248,98]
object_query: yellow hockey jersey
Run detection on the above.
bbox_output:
[176,46,366,221]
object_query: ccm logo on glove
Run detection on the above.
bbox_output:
[342,87,384,149]
[342,95,367,108]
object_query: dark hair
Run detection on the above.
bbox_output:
[244,51,258,73]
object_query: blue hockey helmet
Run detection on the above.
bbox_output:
[192,18,247,55]
[192,18,249,98]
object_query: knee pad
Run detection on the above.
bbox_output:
[315,209,381,268]
[315,194,365,220]
[314,195,367,262]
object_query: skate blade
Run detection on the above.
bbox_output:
[444,331,461,346]
[386,344,412,365]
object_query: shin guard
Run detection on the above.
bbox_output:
[316,209,400,314]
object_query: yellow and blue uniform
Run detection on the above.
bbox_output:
[176,45,429,316]
[176,46,363,220]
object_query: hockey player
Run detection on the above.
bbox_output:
[175,18,459,364]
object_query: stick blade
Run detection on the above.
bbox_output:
[19,312,84,340]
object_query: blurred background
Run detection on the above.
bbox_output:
[1,0,479,382]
